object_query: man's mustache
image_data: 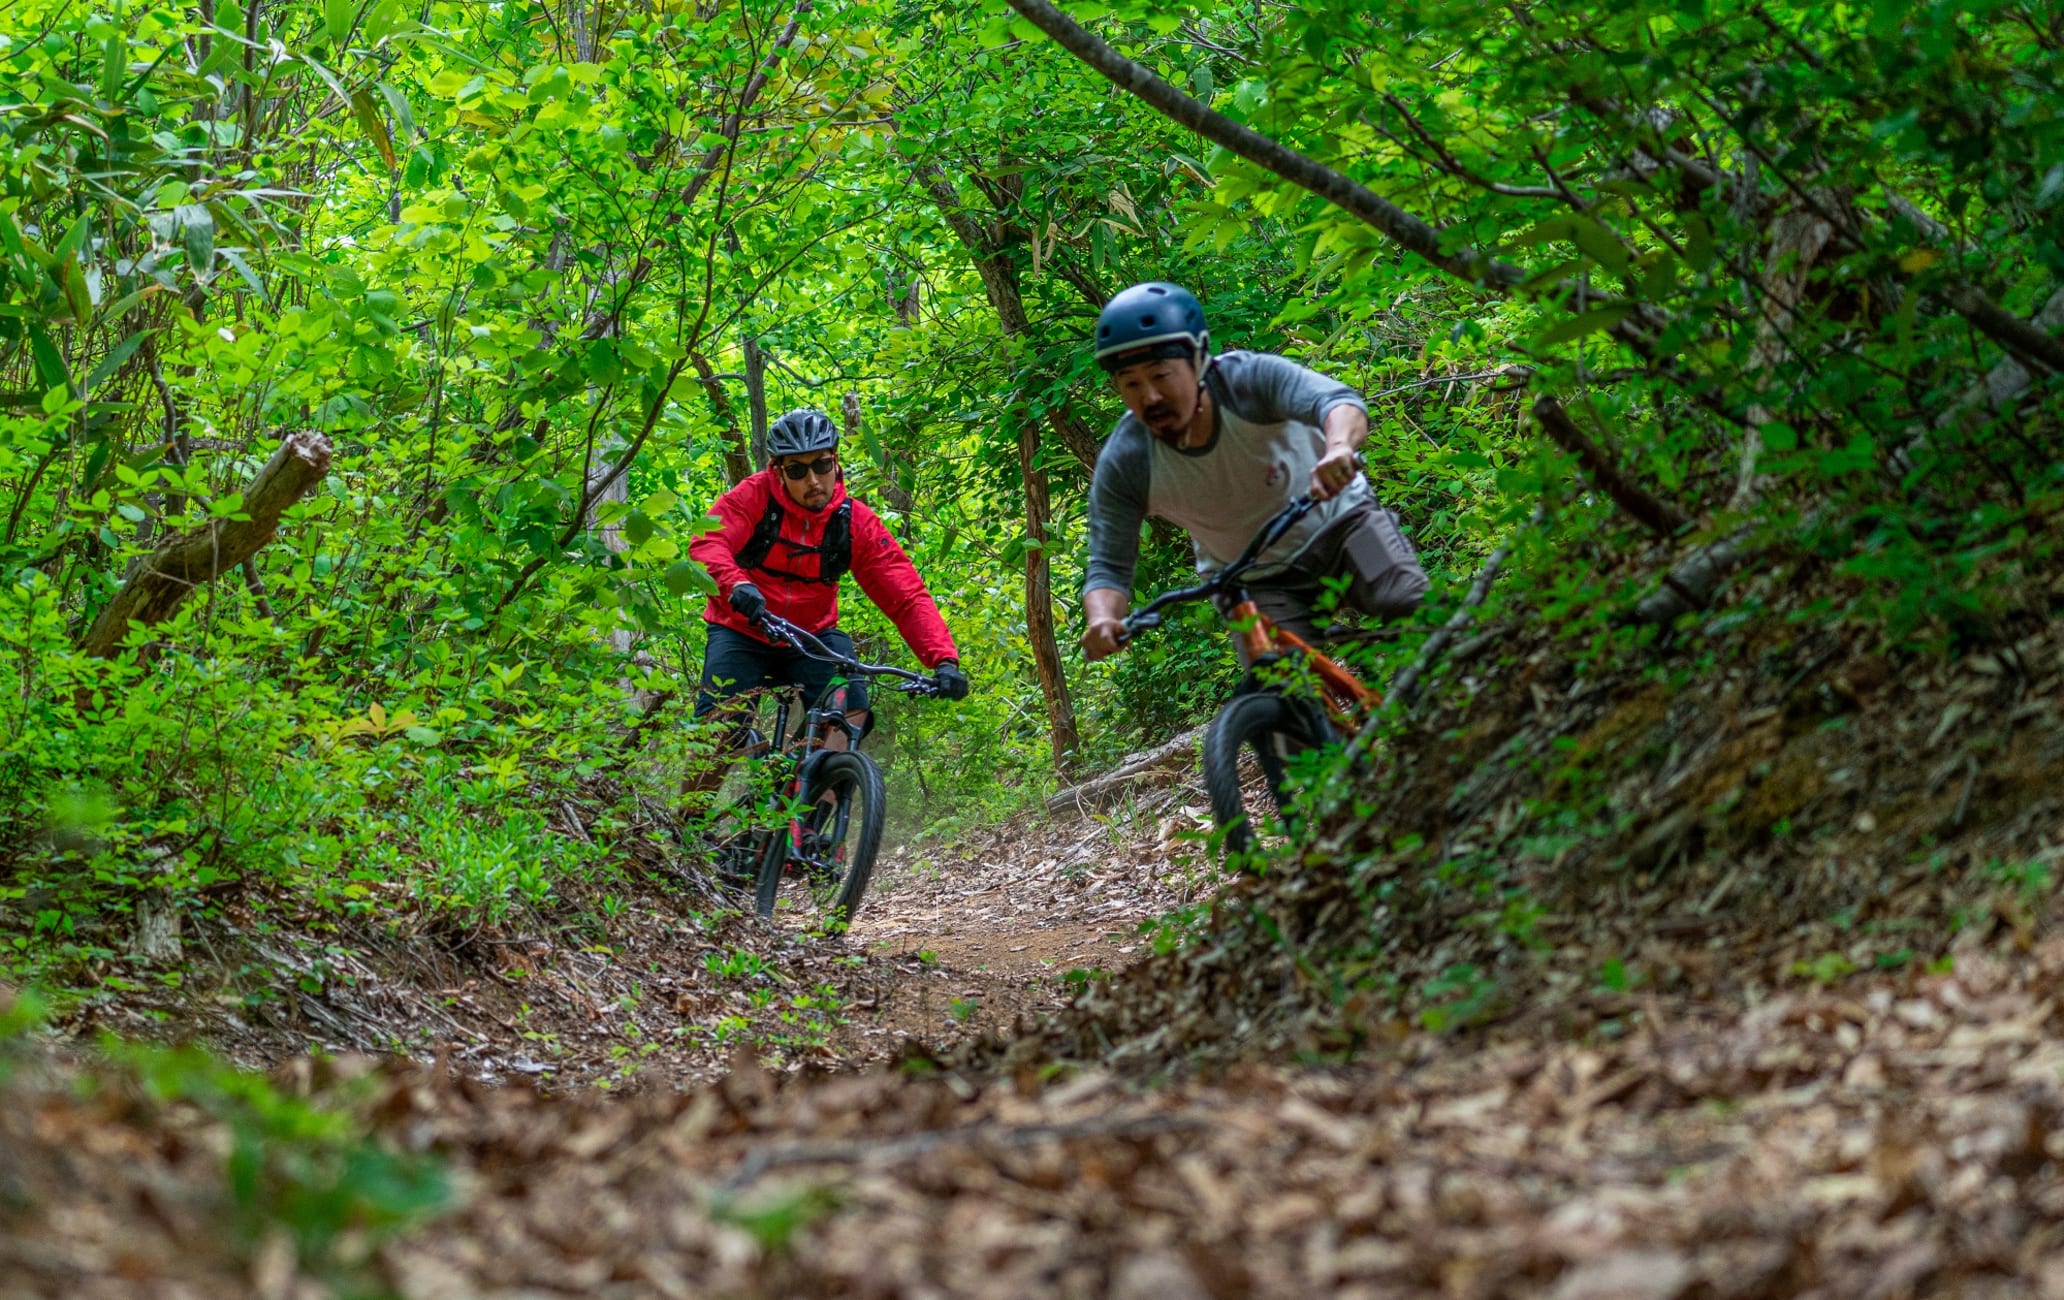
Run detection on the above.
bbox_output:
[1143,403,1178,424]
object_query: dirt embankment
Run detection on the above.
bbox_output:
[1003,607,2064,1075]
[62,772,1214,1091]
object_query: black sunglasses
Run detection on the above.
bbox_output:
[780,455,839,481]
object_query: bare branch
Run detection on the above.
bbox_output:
[79,432,332,658]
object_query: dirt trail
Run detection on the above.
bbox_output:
[830,794,1219,1050]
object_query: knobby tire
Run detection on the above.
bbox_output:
[754,750,886,930]
[1203,692,1324,858]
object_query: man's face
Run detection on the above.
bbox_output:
[1111,357,1200,439]
[775,451,839,510]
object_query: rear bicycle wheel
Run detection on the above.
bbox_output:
[1203,692,1326,858]
[754,751,886,932]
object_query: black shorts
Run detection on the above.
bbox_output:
[693,624,871,733]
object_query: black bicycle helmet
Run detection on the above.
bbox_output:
[1093,281,1209,372]
[767,408,840,458]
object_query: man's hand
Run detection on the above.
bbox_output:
[1081,587,1131,661]
[1311,404,1370,501]
[1081,617,1129,661]
[1309,446,1361,500]
[932,660,970,700]
[728,582,766,621]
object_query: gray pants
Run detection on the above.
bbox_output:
[1221,503,1427,665]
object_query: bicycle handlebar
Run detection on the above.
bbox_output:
[1118,494,1322,644]
[754,612,943,696]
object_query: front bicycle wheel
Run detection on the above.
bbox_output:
[754,750,886,932]
[1203,692,1327,858]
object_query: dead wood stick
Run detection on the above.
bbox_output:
[1532,396,1690,538]
[1893,284,2064,476]
[78,430,332,658]
[1342,507,1540,773]
[718,1113,1203,1193]
[1631,525,1762,626]
[1044,724,1206,816]
[1943,281,2064,378]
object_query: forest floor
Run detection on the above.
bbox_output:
[11,889,2064,1298]
[10,606,2064,1297]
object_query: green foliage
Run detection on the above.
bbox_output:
[711,1184,844,1254]
[103,1040,447,1282]
[1417,962,1500,1032]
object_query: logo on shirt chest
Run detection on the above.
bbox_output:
[1264,460,1289,489]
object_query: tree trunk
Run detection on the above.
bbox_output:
[743,335,770,465]
[690,351,755,486]
[79,431,332,657]
[1020,418,1080,774]
[924,164,1085,775]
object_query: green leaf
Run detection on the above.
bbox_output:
[87,330,155,393]
[623,509,655,546]
[1759,422,1798,452]
[1681,214,1716,273]
[663,559,712,597]
[177,205,215,279]
[54,214,90,263]
[60,260,92,324]
[352,88,396,169]
[27,326,68,392]
[403,726,442,746]
[1536,304,1632,346]
[377,80,418,140]
[1567,216,1630,274]
[82,438,112,492]
[325,0,356,46]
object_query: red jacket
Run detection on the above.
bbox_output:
[690,470,959,668]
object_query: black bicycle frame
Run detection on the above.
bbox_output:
[748,612,938,788]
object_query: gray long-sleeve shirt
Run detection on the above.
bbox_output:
[1084,350,1370,597]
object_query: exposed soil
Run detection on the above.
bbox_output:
[52,774,1217,1092]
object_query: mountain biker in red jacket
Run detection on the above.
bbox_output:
[684,409,968,790]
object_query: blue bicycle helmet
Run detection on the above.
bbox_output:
[767,408,840,458]
[1094,282,1209,372]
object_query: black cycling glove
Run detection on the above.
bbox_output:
[932,659,970,701]
[728,582,766,621]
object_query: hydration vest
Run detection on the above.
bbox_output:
[736,492,852,586]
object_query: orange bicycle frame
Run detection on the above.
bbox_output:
[1225,599,1384,731]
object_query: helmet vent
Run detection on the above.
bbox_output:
[1141,314,1157,326]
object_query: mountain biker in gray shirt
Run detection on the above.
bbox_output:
[1080,282,1429,664]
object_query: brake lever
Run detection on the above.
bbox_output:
[1116,611,1162,646]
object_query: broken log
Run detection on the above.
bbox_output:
[78,430,332,658]
[1045,724,1205,816]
